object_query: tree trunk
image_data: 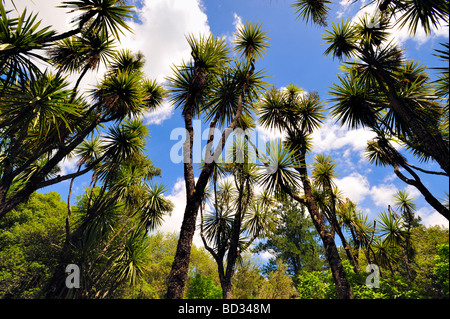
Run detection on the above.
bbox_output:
[394,164,449,220]
[166,60,252,299]
[292,145,353,299]
[165,199,202,299]
[0,116,102,220]
[221,280,233,299]
[370,59,449,175]
[303,183,353,299]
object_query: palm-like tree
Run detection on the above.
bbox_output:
[0,1,168,222]
[393,190,420,280]
[0,4,55,87]
[365,133,449,220]
[290,0,449,183]
[312,154,361,273]
[377,0,449,35]
[45,118,172,298]
[200,159,276,299]
[291,0,332,27]
[325,17,449,175]
[365,191,422,280]
[337,199,377,267]
[256,85,353,299]
[50,29,115,96]
[291,0,448,37]
[165,22,269,299]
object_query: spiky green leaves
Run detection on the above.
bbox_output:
[95,69,147,120]
[377,210,405,247]
[258,86,325,134]
[365,134,405,167]
[187,33,231,73]
[103,118,148,164]
[167,26,269,123]
[323,19,358,61]
[257,141,301,198]
[244,198,277,238]
[140,183,174,232]
[394,0,449,36]
[233,22,270,62]
[61,0,134,40]
[0,72,81,142]
[291,0,331,27]
[0,4,55,85]
[328,72,380,130]
[166,34,230,117]
[311,154,337,191]
[50,30,115,74]
[93,50,165,121]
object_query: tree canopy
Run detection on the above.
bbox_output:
[0,0,448,301]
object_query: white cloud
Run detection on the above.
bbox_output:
[122,0,210,83]
[351,2,449,47]
[144,101,175,125]
[337,0,354,19]
[122,0,211,125]
[311,120,376,156]
[416,206,449,228]
[233,12,244,30]
[335,172,371,203]
[218,12,244,44]
[3,0,106,91]
[4,0,73,33]
[58,155,79,176]
[383,173,397,183]
[256,249,276,262]
[255,124,285,143]
[370,183,398,208]
[404,184,422,199]
[6,0,211,125]
[336,173,448,228]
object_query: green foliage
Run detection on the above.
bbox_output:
[185,273,222,299]
[60,0,135,40]
[0,3,55,85]
[258,262,298,299]
[257,140,301,197]
[231,256,264,299]
[296,260,421,299]
[294,223,449,299]
[0,192,66,298]
[434,244,449,296]
[255,195,324,277]
[323,19,358,61]
[291,0,332,27]
[296,269,335,299]
[233,22,270,62]
[0,1,167,223]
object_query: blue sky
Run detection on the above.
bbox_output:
[9,0,447,246]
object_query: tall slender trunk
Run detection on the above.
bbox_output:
[325,188,360,273]
[221,174,249,299]
[294,145,353,299]
[302,180,353,299]
[165,197,204,299]
[333,217,360,273]
[165,59,206,299]
[166,61,252,299]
